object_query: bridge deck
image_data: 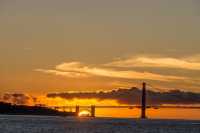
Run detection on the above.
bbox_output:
[49,105,200,109]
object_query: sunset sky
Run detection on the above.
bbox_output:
[0,0,200,94]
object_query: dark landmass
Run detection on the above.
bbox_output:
[47,87,200,105]
[0,102,76,116]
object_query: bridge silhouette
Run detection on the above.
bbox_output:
[49,83,200,118]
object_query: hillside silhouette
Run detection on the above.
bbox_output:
[0,102,75,116]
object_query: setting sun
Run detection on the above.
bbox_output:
[78,110,91,117]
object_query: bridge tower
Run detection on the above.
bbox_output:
[75,105,80,116]
[141,82,147,119]
[91,105,96,117]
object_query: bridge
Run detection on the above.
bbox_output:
[48,83,200,118]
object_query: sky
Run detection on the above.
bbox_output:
[0,0,200,94]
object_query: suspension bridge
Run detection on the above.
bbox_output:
[48,83,200,118]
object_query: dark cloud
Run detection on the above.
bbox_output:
[47,88,200,105]
[0,93,37,105]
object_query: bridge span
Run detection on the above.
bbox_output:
[47,83,200,118]
[49,105,200,117]
[50,105,200,109]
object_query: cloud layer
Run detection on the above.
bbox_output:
[106,55,200,70]
[36,61,187,82]
[47,88,200,105]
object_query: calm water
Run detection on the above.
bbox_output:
[0,115,200,133]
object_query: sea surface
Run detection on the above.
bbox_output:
[0,115,200,133]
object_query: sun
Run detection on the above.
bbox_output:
[78,110,90,117]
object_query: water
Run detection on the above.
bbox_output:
[0,115,199,133]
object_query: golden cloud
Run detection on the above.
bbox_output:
[35,61,187,82]
[106,55,200,70]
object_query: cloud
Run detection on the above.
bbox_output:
[106,55,200,70]
[0,93,37,105]
[36,69,89,78]
[47,88,200,105]
[36,61,187,82]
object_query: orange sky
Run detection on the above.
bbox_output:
[0,0,200,94]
